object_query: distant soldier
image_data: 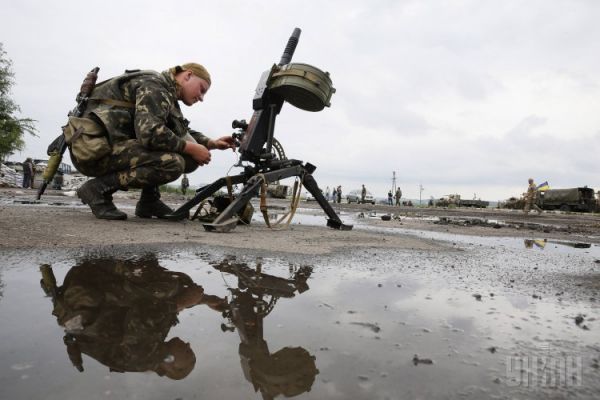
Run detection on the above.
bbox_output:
[361,184,367,203]
[22,157,34,189]
[331,187,337,202]
[336,185,342,203]
[523,178,543,215]
[387,190,393,205]
[395,187,402,206]
[181,174,189,195]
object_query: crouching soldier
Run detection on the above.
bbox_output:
[67,63,235,220]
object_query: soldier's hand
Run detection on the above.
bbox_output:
[176,285,205,311]
[183,141,211,166]
[208,136,237,151]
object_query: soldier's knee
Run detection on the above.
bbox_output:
[159,154,186,179]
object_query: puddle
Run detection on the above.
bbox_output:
[523,239,592,250]
[1,246,599,399]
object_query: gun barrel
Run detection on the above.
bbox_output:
[279,27,301,66]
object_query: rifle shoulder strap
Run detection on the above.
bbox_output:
[93,98,135,108]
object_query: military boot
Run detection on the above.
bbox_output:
[77,175,127,220]
[135,186,174,219]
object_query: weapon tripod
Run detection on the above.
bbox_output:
[165,150,352,232]
[165,28,352,232]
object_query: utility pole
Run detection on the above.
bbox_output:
[419,183,424,206]
[391,171,396,194]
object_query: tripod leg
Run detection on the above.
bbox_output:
[164,173,247,221]
[303,174,353,230]
[203,176,264,232]
[204,166,304,232]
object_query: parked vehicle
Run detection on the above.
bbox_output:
[499,196,525,210]
[436,194,488,208]
[537,187,596,212]
[266,184,289,199]
[346,189,375,204]
[460,199,489,208]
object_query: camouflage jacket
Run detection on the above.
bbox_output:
[54,259,188,373]
[527,182,538,200]
[85,70,209,153]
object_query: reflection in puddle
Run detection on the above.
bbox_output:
[40,256,221,380]
[1,246,598,399]
[213,259,318,398]
[524,239,592,250]
[39,255,317,397]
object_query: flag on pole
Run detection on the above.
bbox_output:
[537,181,550,191]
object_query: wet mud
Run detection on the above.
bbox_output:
[1,238,599,400]
[1,189,599,399]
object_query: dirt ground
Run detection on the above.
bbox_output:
[1,187,599,252]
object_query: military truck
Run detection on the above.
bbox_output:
[266,183,289,199]
[435,194,460,207]
[499,196,525,210]
[435,194,488,208]
[460,198,489,208]
[537,187,596,212]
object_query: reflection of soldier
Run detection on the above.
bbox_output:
[523,178,543,215]
[41,256,226,380]
[524,239,547,249]
[215,259,318,399]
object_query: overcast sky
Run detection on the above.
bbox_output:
[2,0,600,201]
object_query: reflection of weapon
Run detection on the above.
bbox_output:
[39,264,85,372]
[166,28,352,232]
[37,67,100,199]
[214,260,317,399]
[39,264,58,299]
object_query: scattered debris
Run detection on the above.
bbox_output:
[350,322,381,333]
[412,354,433,365]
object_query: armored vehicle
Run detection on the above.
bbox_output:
[537,187,596,212]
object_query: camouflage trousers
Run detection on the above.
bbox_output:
[72,139,198,188]
[523,195,542,214]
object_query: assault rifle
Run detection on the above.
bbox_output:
[165,28,352,232]
[37,67,100,199]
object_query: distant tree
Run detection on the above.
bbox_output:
[0,42,36,161]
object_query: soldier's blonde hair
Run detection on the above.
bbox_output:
[170,63,211,86]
